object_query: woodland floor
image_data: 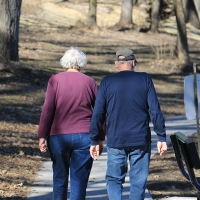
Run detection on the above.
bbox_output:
[1,0,200,199]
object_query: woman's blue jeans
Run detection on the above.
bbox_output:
[106,144,151,200]
[48,133,93,200]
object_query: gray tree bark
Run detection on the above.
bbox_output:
[150,0,161,33]
[0,0,9,61]
[0,0,22,61]
[193,0,200,23]
[136,0,146,4]
[183,0,200,29]
[87,0,97,27]
[173,0,190,66]
[118,0,133,27]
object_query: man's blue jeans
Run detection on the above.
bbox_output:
[48,133,93,200]
[106,144,151,200]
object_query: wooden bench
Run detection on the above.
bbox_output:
[170,131,200,199]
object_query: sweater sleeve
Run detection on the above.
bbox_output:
[91,81,98,109]
[147,76,166,142]
[90,81,107,145]
[38,78,56,138]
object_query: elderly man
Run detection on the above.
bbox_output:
[90,49,167,200]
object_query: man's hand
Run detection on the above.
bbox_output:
[39,138,47,153]
[157,141,167,155]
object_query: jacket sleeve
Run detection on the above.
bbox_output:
[90,81,107,145]
[147,75,166,142]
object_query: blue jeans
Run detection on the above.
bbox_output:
[48,133,93,200]
[106,144,151,200]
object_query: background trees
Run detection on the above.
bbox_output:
[150,0,161,33]
[87,0,97,27]
[67,0,200,72]
[183,0,200,29]
[193,0,200,25]
[0,0,22,62]
[118,0,133,28]
[150,0,200,33]
[0,0,199,72]
[149,0,199,70]
[173,0,190,67]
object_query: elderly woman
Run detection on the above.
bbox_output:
[38,47,104,200]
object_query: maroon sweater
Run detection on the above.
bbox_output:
[38,71,98,138]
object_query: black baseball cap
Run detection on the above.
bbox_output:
[116,49,137,62]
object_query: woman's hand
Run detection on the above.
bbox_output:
[90,140,104,160]
[39,138,47,153]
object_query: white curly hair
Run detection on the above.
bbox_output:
[60,46,87,70]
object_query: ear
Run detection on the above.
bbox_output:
[132,60,137,71]
[134,60,137,67]
[131,60,135,71]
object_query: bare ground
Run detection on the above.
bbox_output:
[0,0,200,199]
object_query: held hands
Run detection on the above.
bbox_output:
[39,138,47,153]
[90,140,104,160]
[157,141,167,155]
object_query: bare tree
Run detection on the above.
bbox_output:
[0,0,22,61]
[173,0,190,67]
[150,0,200,33]
[87,0,97,27]
[150,0,161,33]
[193,0,200,21]
[183,0,200,29]
[118,0,133,28]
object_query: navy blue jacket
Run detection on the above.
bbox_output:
[90,71,166,148]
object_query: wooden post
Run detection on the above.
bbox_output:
[193,63,200,155]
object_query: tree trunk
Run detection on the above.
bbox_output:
[0,0,22,62]
[193,0,200,21]
[173,0,190,66]
[133,0,137,4]
[183,0,200,29]
[87,0,97,27]
[118,0,133,27]
[150,0,161,33]
[182,0,189,21]
[137,0,147,4]
[188,0,200,29]
[0,0,9,61]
